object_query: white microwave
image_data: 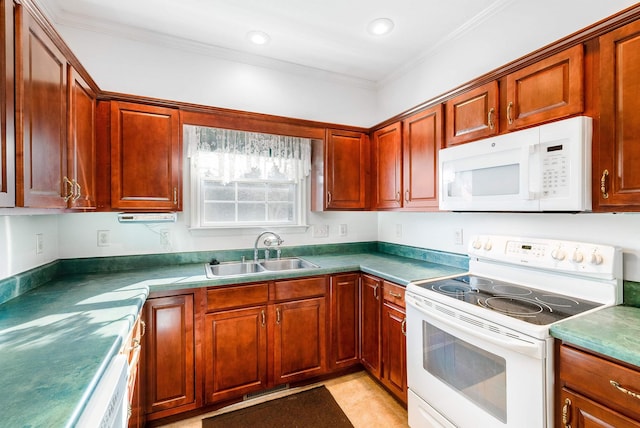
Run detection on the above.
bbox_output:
[439,116,592,212]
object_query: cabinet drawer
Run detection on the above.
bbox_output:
[206,283,268,312]
[383,281,405,308]
[269,277,327,301]
[560,345,640,421]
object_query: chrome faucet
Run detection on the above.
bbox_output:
[254,231,284,262]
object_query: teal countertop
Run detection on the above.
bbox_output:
[550,305,640,367]
[0,250,466,428]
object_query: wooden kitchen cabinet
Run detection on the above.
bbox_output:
[595,20,640,210]
[372,122,402,209]
[360,274,382,375]
[110,101,181,211]
[15,3,68,208]
[445,81,499,147]
[381,281,407,404]
[445,45,583,146]
[558,344,640,427]
[322,129,369,210]
[204,305,268,403]
[402,105,442,210]
[143,293,199,420]
[67,66,96,209]
[0,0,14,208]
[504,44,583,131]
[330,273,360,370]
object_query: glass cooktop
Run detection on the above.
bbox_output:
[415,274,602,325]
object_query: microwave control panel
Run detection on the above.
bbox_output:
[540,142,569,199]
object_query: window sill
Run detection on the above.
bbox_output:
[188,225,310,236]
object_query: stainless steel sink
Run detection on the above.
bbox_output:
[204,257,318,278]
[260,257,319,271]
[205,261,265,278]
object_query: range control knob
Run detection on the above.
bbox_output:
[551,247,566,261]
[571,250,584,263]
[483,240,493,251]
[590,252,604,265]
[472,239,482,250]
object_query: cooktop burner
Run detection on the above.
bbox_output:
[419,274,601,325]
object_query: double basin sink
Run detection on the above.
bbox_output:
[204,257,319,278]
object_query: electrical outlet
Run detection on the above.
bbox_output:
[339,224,347,237]
[160,229,170,246]
[454,228,464,245]
[395,224,402,238]
[36,233,44,255]
[97,230,110,247]
[312,224,329,238]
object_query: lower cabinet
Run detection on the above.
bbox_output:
[359,274,407,405]
[557,343,640,427]
[203,277,328,405]
[330,273,360,370]
[143,292,200,421]
[380,281,407,404]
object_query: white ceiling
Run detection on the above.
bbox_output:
[38,0,506,85]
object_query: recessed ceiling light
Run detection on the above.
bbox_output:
[367,18,394,36]
[247,31,271,45]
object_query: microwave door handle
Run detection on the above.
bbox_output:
[521,143,538,200]
[407,296,542,358]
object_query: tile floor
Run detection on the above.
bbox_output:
[158,371,409,428]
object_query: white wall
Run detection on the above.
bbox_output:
[374,0,639,123]
[55,26,376,128]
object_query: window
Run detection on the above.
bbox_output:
[185,125,311,228]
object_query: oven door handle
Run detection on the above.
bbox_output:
[407,295,543,359]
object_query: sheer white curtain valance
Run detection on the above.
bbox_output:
[185,125,311,184]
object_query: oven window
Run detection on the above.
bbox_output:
[423,321,507,423]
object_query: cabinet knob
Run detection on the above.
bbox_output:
[488,107,495,130]
[562,398,571,428]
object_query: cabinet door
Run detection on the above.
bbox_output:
[110,101,181,210]
[445,81,499,147]
[204,306,268,404]
[381,302,407,404]
[372,122,402,209]
[143,294,197,418]
[559,388,640,428]
[272,297,327,384]
[15,4,67,208]
[402,105,442,209]
[325,129,369,209]
[67,67,95,209]
[505,44,583,130]
[0,0,15,207]
[596,20,640,209]
[330,273,360,370]
[360,274,381,376]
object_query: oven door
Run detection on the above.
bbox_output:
[405,292,552,428]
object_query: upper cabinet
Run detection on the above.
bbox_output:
[15,3,68,208]
[595,20,640,210]
[372,122,402,209]
[320,129,369,210]
[504,44,584,130]
[109,101,182,211]
[402,105,442,210]
[0,0,14,207]
[67,67,96,209]
[445,45,584,146]
[445,81,499,147]
[373,105,442,211]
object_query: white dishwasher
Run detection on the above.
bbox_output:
[76,354,129,428]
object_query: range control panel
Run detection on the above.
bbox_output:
[468,235,619,278]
